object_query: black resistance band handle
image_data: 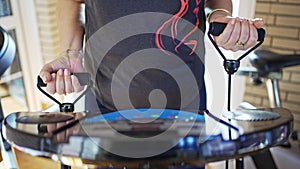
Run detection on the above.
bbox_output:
[37,72,90,87]
[208,22,266,42]
[37,72,92,112]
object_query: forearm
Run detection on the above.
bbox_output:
[57,0,84,51]
[206,0,232,12]
[205,0,233,22]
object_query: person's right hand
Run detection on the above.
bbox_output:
[39,50,85,95]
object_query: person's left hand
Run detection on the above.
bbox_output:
[210,16,265,51]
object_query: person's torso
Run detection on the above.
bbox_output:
[84,0,206,112]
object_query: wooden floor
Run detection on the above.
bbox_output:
[0,148,83,169]
[1,97,74,168]
[13,148,61,169]
[1,95,86,168]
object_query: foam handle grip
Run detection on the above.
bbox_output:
[208,22,265,42]
[37,76,47,87]
[37,72,90,87]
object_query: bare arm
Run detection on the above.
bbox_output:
[39,0,85,94]
[205,0,264,51]
[206,0,233,22]
[57,0,84,51]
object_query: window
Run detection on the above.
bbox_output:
[0,0,43,115]
[0,0,12,17]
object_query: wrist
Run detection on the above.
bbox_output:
[59,49,83,59]
[207,9,232,23]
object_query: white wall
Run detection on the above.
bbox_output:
[205,0,257,114]
[205,0,257,168]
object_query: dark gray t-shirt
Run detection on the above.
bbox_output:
[84,0,207,113]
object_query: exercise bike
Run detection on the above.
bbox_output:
[237,49,300,169]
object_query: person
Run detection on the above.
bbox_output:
[39,0,264,113]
